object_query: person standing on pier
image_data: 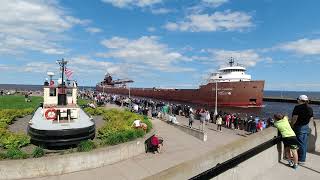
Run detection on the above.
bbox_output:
[274,113,299,169]
[189,111,194,128]
[216,115,223,132]
[199,109,206,131]
[291,95,313,165]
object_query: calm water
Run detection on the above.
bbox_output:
[216,101,320,119]
[207,90,320,119]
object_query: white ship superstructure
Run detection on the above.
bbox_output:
[208,59,251,83]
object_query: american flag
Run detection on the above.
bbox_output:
[64,67,73,80]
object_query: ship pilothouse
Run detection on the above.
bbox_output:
[208,58,251,83]
[28,59,95,147]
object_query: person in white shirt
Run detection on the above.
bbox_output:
[132,119,141,128]
[205,110,210,125]
[133,104,139,112]
[132,119,148,133]
[172,115,178,124]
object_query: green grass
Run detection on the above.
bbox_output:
[85,108,153,146]
[0,95,38,150]
[77,98,91,106]
[0,96,43,109]
[77,140,96,152]
[5,148,29,159]
[32,146,45,158]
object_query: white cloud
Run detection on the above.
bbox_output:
[5,57,123,79]
[68,56,123,75]
[278,38,320,55]
[0,64,10,70]
[147,27,156,32]
[85,27,103,34]
[202,0,229,8]
[187,0,229,14]
[164,22,179,31]
[151,8,172,14]
[207,49,269,67]
[101,0,162,8]
[0,0,88,55]
[23,62,56,73]
[164,10,253,32]
[98,36,194,72]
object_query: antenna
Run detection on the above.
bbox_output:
[229,57,234,67]
[56,58,68,87]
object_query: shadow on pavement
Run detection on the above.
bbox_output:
[279,161,320,174]
[300,165,320,174]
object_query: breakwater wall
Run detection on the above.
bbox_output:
[263,96,320,105]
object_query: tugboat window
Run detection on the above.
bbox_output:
[67,89,73,96]
[50,88,56,96]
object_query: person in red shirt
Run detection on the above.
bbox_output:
[151,134,163,153]
[257,119,263,132]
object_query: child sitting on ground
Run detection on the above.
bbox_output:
[273,113,299,169]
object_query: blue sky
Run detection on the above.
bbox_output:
[0,0,320,91]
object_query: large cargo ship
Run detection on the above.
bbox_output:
[96,59,264,107]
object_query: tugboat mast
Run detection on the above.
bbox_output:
[57,58,68,87]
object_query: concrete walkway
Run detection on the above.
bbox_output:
[29,117,244,180]
[259,153,320,180]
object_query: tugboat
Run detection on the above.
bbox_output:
[28,59,95,147]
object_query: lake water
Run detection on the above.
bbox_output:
[216,101,320,119]
[214,90,320,119]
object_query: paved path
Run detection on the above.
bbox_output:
[29,117,244,180]
[259,153,320,180]
[9,115,32,134]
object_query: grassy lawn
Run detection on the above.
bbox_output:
[0,96,43,109]
[85,108,153,145]
[77,98,91,106]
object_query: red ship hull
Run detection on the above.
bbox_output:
[96,81,264,107]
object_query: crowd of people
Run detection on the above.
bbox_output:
[80,91,273,134]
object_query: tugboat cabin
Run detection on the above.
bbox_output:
[43,80,79,121]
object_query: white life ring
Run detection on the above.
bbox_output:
[45,108,57,120]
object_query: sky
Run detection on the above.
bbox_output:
[0,0,320,91]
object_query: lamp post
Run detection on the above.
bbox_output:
[214,81,218,116]
[128,84,131,98]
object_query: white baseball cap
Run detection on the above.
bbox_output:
[298,95,309,101]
